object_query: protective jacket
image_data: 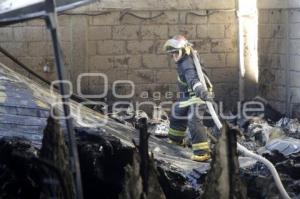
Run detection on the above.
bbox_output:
[176,54,212,108]
[168,54,212,156]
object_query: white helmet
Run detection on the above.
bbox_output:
[163,35,192,53]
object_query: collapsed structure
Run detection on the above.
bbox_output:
[0,0,299,199]
[0,61,299,198]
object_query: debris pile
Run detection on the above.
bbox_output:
[0,65,299,199]
[233,99,300,199]
[276,117,300,139]
[105,98,300,198]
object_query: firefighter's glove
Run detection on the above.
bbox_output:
[202,90,215,102]
[194,84,215,102]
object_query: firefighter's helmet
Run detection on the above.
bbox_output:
[163,35,192,53]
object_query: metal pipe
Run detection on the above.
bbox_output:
[45,0,83,198]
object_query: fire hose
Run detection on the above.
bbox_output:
[191,50,291,199]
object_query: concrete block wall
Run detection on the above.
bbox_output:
[86,10,238,108]
[258,8,300,117]
[0,16,72,82]
[0,4,238,110]
[258,9,288,113]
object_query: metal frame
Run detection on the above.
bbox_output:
[0,0,96,198]
[44,0,83,198]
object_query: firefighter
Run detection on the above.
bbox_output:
[163,35,215,162]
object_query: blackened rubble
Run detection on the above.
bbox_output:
[0,63,300,198]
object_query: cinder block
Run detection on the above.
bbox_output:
[153,40,167,54]
[168,83,179,93]
[149,11,178,24]
[274,69,286,85]
[258,38,265,54]
[128,69,155,83]
[225,23,237,38]
[3,42,28,57]
[289,39,300,55]
[265,86,286,101]
[259,24,273,38]
[211,39,237,53]
[0,28,13,41]
[97,40,125,55]
[259,10,270,24]
[128,55,142,68]
[88,26,111,40]
[290,71,300,87]
[127,40,154,54]
[87,76,107,95]
[89,12,120,25]
[192,39,211,53]
[291,88,300,103]
[88,41,97,56]
[88,55,114,71]
[201,53,226,68]
[59,27,72,42]
[289,23,300,39]
[208,11,236,24]
[57,15,71,26]
[210,67,238,83]
[185,11,208,24]
[141,25,168,39]
[207,24,225,38]
[269,10,287,24]
[268,54,287,69]
[226,53,238,67]
[105,69,128,83]
[156,69,177,83]
[14,27,46,41]
[142,54,168,68]
[290,55,300,71]
[196,25,208,38]
[28,42,51,57]
[114,55,142,69]
[168,25,197,39]
[113,25,140,40]
[201,0,235,9]
[21,57,44,71]
[120,11,151,25]
[259,24,286,39]
[290,10,300,23]
[134,84,158,99]
[61,42,72,63]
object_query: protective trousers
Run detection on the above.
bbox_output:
[168,103,209,155]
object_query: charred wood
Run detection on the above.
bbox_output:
[202,123,247,199]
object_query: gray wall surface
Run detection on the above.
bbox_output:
[258,2,300,117]
[1,0,299,116]
[0,2,239,110]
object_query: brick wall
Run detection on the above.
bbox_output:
[258,8,300,117]
[0,6,238,110]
